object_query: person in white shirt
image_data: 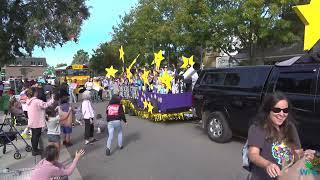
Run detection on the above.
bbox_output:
[45,107,61,151]
[69,79,78,103]
[84,78,93,91]
[81,90,96,145]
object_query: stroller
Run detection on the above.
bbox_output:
[0,114,32,159]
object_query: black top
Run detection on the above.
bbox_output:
[248,124,300,180]
[106,95,126,123]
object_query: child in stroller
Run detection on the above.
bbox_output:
[9,96,28,127]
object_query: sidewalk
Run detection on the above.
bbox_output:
[0,124,82,180]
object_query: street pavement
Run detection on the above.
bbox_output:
[66,102,249,180]
[0,102,249,180]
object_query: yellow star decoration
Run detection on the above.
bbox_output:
[141,68,150,86]
[293,0,320,50]
[180,55,195,69]
[152,50,164,70]
[158,70,173,91]
[119,46,125,62]
[105,66,118,78]
[143,100,148,109]
[126,54,139,82]
[147,102,154,113]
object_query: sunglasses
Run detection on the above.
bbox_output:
[271,107,289,113]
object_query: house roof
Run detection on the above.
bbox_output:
[6,57,48,67]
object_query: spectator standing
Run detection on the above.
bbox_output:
[45,107,61,151]
[105,90,127,156]
[26,87,54,156]
[0,81,4,96]
[247,92,315,180]
[69,79,78,103]
[81,90,96,145]
[58,96,73,146]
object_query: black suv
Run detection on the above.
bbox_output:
[193,56,320,149]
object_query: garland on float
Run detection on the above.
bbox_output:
[121,99,192,122]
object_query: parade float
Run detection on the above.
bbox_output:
[105,47,196,122]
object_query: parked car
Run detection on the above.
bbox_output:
[192,56,320,149]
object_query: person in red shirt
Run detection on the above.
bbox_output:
[105,90,127,156]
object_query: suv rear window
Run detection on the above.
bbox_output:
[201,72,226,85]
[275,72,314,95]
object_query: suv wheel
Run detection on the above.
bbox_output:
[207,112,232,143]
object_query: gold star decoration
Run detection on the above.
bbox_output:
[293,0,320,50]
[147,102,154,113]
[119,46,125,62]
[143,100,148,109]
[180,55,195,69]
[105,66,118,78]
[141,68,150,86]
[152,50,164,70]
[158,70,173,91]
[126,54,139,82]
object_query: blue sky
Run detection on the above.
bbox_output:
[32,0,138,66]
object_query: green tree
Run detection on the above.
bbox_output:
[72,49,89,65]
[110,0,304,66]
[89,42,121,76]
[0,0,90,66]
[208,0,303,64]
[55,63,67,68]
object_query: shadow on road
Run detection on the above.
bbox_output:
[123,131,140,147]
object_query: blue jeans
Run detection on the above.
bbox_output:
[106,120,122,149]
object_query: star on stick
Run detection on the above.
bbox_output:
[126,54,140,82]
[143,100,148,109]
[147,102,154,113]
[153,50,164,70]
[119,46,125,62]
[141,68,150,86]
[180,55,195,69]
[158,70,173,91]
[293,0,320,50]
[105,66,118,78]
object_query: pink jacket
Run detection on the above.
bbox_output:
[29,159,78,180]
[27,97,54,128]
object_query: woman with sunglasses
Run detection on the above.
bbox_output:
[247,92,315,180]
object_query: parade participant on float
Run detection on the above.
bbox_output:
[30,145,85,180]
[81,90,96,145]
[105,89,127,156]
[26,87,54,156]
[247,92,315,180]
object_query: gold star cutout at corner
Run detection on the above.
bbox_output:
[105,66,118,78]
[141,68,150,86]
[293,0,320,50]
[147,102,154,113]
[180,55,195,69]
[119,46,125,62]
[153,50,164,70]
[159,70,173,91]
[143,100,148,109]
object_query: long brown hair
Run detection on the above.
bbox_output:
[254,92,299,148]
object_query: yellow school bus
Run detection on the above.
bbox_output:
[65,64,90,86]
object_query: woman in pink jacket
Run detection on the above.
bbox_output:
[27,87,54,156]
[30,145,85,180]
